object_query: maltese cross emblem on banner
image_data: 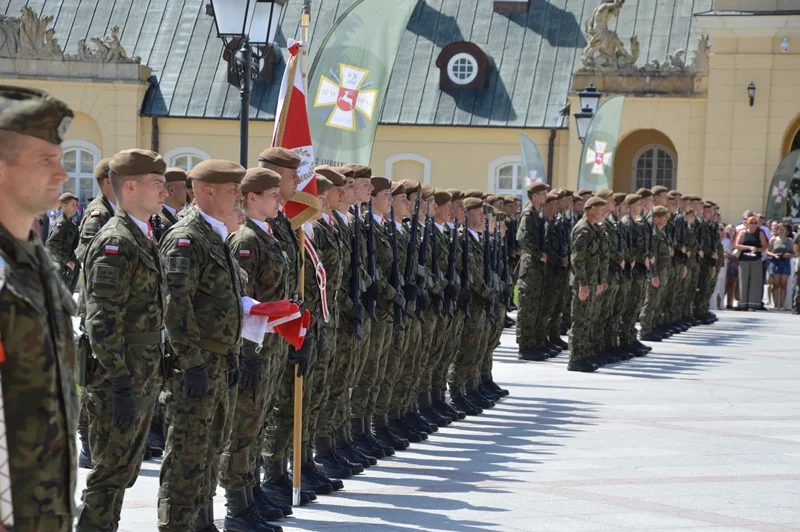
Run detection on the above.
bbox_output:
[314,64,379,132]
[772,181,787,202]
[585,141,613,176]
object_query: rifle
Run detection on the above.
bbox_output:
[461,214,472,319]
[501,231,512,307]
[429,217,444,319]
[492,224,502,313]
[415,213,431,322]
[149,213,165,243]
[539,205,548,253]
[348,205,364,339]
[483,206,494,318]
[641,207,649,275]
[389,203,405,329]
[616,203,623,278]
[363,201,377,320]
[404,186,421,317]
[443,220,458,318]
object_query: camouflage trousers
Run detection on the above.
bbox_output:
[640,273,668,335]
[621,269,647,346]
[219,338,285,491]
[16,516,71,532]
[613,273,633,347]
[543,267,567,340]
[77,356,163,531]
[375,316,412,416]
[418,311,453,395]
[590,278,614,348]
[681,259,699,320]
[320,315,359,437]
[561,272,572,330]
[336,317,372,430]
[480,305,505,377]
[693,263,714,317]
[395,317,422,413]
[410,308,438,402]
[664,261,685,323]
[449,304,488,394]
[686,260,702,318]
[433,310,465,393]
[307,318,339,445]
[598,275,619,349]
[568,284,595,361]
[351,319,392,419]
[158,352,230,532]
[516,264,546,349]
[58,262,80,293]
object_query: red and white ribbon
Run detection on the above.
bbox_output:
[303,237,329,323]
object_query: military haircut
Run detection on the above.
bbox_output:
[0,129,24,164]
[108,168,147,200]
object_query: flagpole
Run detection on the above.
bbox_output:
[289,0,312,508]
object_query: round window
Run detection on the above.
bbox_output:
[447,53,479,85]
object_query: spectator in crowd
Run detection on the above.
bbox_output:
[735,216,770,311]
[768,222,795,310]
[724,224,739,309]
[713,223,731,310]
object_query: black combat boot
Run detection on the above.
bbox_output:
[567,358,598,373]
[482,374,509,397]
[326,431,364,474]
[365,413,395,456]
[389,409,423,442]
[432,389,459,422]
[261,459,311,507]
[351,416,386,459]
[518,347,548,361]
[344,422,378,465]
[441,388,466,420]
[419,391,450,427]
[147,418,166,451]
[314,435,354,479]
[78,426,93,470]
[374,413,409,451]
[294,449,334,494]
[466,379,494,409]
[245,484,284,523]
[224,488,277,531]
[305,447,343,491]
[253,466,292,517]
[452,385,482,416]
[335,426,371,468]
[408,407,437,434]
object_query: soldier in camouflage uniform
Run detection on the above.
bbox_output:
[76,150,169,531]
[157,160,246,532]
[640,206,673,342]
[694,201,719,323]
[0,85,78,532]
[619,194,651,357]
[46,192,81,292]
[680,198,701,325]
[543,192,569,355]
[568,196,606,373]
[595,189,625,362]
[516,182,550,361]
[222,167,292,527]
[665,191,690,330]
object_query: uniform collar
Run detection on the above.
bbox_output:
[199,209,229,241]
[434,221,445,233]
[468,228,480,242]
[128,212,151,238]
[164,204,178,217]
[446,221,455,229]
[249,217,272,235]
[335,210,349,224]
[372,213,384,225]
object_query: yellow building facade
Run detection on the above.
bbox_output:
[2,0,800,222]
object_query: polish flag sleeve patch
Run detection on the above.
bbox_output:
[177,238,191,248]
[104,245,120,255]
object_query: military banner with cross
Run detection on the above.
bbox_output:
[765,150,800,220]
[577,95,625,192]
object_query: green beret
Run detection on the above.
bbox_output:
[421,184,435,200]
[624,194,642,206]
[190,159,246,184]
[503,195,516,204]
[463,189,484,199]
[576,189,592,197]
[348,164,372,179]
[562,189,574,197]
[258,147,300,170]
[446,188,464,201]
[94,158,112,181]
[315,165,345,186]
[595,188,614,199]
[463,197,484,211]
[651,185,669,195]
[316,175,334,195]
[110,149,166,177]
[165,167,188,184]
[612,192,627,204]
[486,194,500,204]
[0,85,73,145]
[668,189,682,199]
[545,193,559,204]
[390,181,406,196]
[703,201,714,208]
[636,187,653,198]
[653,205,670,217]
[584,196,607,210]
[370,176,390,195]
[241,167,281,195]
[397,179,420,194]
[333,165,356,179]
[58,192,79,203]
[526,182,548,195]
[433,190,452,206]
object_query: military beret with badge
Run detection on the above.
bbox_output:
[370,176,391,195]
[190,159,246,184]
[258,147,301,170]
[463,197,484,211]
[165,167,188,184]
[110,149,166,177]
[584,196,607,210]
[240,167,281,195]
[315,165,346,187]
[0,85,73,145]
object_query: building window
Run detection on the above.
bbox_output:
[163,147,211,171]
[447,53,479,86]
[493,161,525,202]
[61,141,101,206]
[171,154,204,171]
[634,145,676,191]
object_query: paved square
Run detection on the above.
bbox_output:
[82,310,800,531]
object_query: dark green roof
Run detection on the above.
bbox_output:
[6,0,712,128]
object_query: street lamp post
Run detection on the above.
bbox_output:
[573,83,604,143]
[210,0,286,166]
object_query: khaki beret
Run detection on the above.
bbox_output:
[526,182,548,195]
[487,205,498,216]
[636,188,653,198]
[653,205,669,217]
[370,176,391,194]
[545,193,559,204]
[668,189,682,198]
[390,181,406,196]
[316,175,334,195]
[109,149,167,177]
[577,189,592,197]
[651,185,669,195]
[433,190,452,206]
[398,179,421,194]
[240,167,281,195]
[595,188,614,199]
[0,85,73,145]
[258,147,300,170]
[503,195,516,204]
[315,165,345,187]
[584,196,607,210]
[94,158,112,181]
[421,184,435,200]
[58,192,79,203]
[612,192,627,204]
[446,188,464,201]
[481,192,489,200]
[563,189,574,197]
[165,167,188,184]
[573,192,583,201]
[688,195,702,202]
[624,193,642,206]
[333,165,356,179]
[703,201,714,208]
[348,164,372,179]
[463,189,484,199]
[190,159,246,184]
[486,194,500,204]
[463,197,484,211]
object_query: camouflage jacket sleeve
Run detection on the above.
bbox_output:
[606,220,623,268]
[76,211,109,264]
[434,228,450,293]
[545,219,562,263]
[334,217,354,312]
[46,216,77,264]
[374,224,397,301]
[571,223,592,286]
[228,230,260,299]
[83,232,137,379]
[517,208,543,260]
[597,228,610,285]
[469,235,491,301]
[654,229,672,276]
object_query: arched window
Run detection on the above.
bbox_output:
[61,140,101,206]
[633,145,676,191]
[489,156,525,202]
[385,153,431,184]
[163,147,211,171]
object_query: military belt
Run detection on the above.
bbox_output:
[124,330,166,345]
[198,338,233,355]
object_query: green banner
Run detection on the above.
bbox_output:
[765,150,800,220]
[308,0,417,167]
[519,132,547,185]
[577,95,625,192]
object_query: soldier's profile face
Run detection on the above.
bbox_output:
[133,173,168,216]
[0,134,67,216]
[392,193,408,218]
[212,182,243,218]
[354,178,373,203]
[262,187,283,219]
[342,178,356,205]
[61,199,78,218]
[372,189,392,214]
[169,180,187,202]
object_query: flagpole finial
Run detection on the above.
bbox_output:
[301,0,311,27]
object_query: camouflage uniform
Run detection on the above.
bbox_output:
[157,209,243,531]
[544,215,568,344]
[46,212,80,292]
[681,218,700,321]
[0,224,78,530]
[568,218,600,362]
[666,213,688,325]
[221,218,289,491]
[591,222,610,350]
[693,219,716,318]
[77,210,167,531]
[599,214,622,350]
[640,225,671,335]
[620,213,643,348]
[516,205,547,350]
[612,212,633,349]
[432,223,463,398]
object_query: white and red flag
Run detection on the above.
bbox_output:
[241,297,312,350]
[273,39,319,229]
